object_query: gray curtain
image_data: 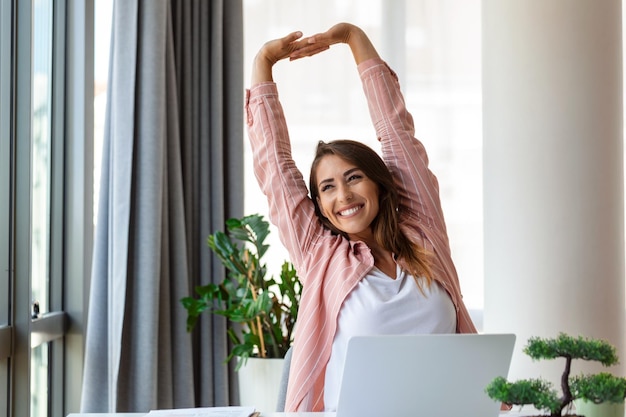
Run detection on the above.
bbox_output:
[81,0,243,412]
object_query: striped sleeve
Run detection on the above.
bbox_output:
[245,82,321,283]
[358,59,477,335]
[358,59,448,233]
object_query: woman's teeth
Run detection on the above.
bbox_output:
[340,206,361,216]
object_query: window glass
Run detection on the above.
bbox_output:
[31,0,53,315]
[31,1,53,414]
[93,0,113,227]
[30,343,49,417]
[403,0,483,309]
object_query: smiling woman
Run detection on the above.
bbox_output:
[245,22,478,412]
[243,0,485,314]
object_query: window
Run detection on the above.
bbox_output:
[242,0,484,314]
[0,1,94,416]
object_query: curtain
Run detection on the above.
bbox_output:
[81,0,244,412]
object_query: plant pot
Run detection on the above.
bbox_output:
[574,399,625,417]
[237,357,285,412]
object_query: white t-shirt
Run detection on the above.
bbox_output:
[323,264,456,411]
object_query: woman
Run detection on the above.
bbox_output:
[245,23,477,412]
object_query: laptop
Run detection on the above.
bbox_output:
[335,333,516,417]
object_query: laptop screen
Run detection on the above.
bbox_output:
[336,333,516,417]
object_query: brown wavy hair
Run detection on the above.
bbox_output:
[309,140,432,286]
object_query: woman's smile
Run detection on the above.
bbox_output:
[338,204,363,217]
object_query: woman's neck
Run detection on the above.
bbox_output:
[368,244,396,279]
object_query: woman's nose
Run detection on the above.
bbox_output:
[338,185,353,202]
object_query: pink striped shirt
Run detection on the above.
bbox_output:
[245,58,477,412]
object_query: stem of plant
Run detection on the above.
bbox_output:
[559,355,573,413]
[255,315,266,358]
[247,281,267,358]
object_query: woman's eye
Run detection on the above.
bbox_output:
[320,184,333,192]
[347,174,362,182]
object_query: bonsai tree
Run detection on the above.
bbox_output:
[181,214,301,369]
[485,333,623,417]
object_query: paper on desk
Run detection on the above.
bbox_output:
[146,406,257,417]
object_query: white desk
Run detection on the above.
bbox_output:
[67,414,334,417]
[68,412,534,417]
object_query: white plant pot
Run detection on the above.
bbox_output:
[237,357,285,412]
[574,399,625,417]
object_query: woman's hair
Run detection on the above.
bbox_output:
[309,140,432,285]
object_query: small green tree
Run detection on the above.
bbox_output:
[485,333,622,416]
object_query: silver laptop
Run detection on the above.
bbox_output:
[336,333,516,417]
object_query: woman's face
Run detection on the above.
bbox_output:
[315,154,380,241]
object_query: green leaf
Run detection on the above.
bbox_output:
[485,377,561,413]
[524,333,619,366]
[180,213,302,362]
[571,372,626,404]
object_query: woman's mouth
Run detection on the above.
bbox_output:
[339,205,363,217]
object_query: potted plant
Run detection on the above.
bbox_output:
[485,333,626,417]
[181,213,301,410]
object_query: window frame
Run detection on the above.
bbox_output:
[0,0,13,351]
[0,2,13,416]
[62,0,94,412]
[0,0,94,415]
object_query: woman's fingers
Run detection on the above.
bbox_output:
[266,24,353,62]
[257,31,306,64]
[285,31,303,43]
[288,24,353,60]
[289,44,330,60]
[288,32,336,59]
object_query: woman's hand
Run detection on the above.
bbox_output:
[290,22,379,65]
[250,23,380,85]
[251,31,311,84]
[288,23,353,60]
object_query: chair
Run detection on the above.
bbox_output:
[275,346,293,411]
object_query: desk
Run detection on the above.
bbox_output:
[67,414,334,417]
[68,412,534,417]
